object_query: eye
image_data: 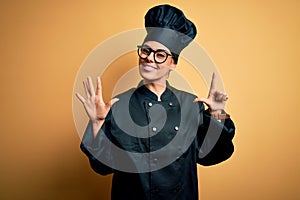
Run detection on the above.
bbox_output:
[156,52,167,59]
[141,48,151,55]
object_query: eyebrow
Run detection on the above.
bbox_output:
[142,44,170,53]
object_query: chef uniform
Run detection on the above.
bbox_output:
[80,4,235,200]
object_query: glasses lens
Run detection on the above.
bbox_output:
[154,51,167,63]
[138,47,150,58]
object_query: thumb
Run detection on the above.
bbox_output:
[107,98,119,108]
[194,97,210,106]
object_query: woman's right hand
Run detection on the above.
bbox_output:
[76,76,119,137]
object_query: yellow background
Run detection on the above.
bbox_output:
[0,0,299,199]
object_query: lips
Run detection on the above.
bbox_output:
[142,64,157,72]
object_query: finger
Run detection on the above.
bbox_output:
[193,97,204,102]
[194,97,211,107]
[193,97,200,102]
[208,72,217,94]
[214,91,224,101]
[107,98,119,108]
[83,80,90,98]
[211,112,219,120]
[220,93,228,101]
[95,77,103,98]
[75,92,86,104]
[222,94,229,101]
[214,91,227,102]
[87,76,95,97]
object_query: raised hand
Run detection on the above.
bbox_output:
[194,72,228,115]
[76,76,119,136]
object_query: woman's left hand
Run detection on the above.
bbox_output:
[193,72,228,112]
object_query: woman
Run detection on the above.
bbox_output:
[76,4,235,200]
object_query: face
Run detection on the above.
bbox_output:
[138,41,176,84]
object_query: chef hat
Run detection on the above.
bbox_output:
[143,4,197,63]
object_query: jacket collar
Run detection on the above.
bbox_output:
[136,80,174,102]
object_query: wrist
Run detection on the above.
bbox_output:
[209,108,222,115]
[91,119,102,125]
[208,108,230,120]
[91,119,105,138]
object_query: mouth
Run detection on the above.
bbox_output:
[141,64,158,72]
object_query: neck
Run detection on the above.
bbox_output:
[143,81,167,101]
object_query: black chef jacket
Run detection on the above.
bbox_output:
[80,81,235,200]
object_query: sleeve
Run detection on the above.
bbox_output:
[80,111,115,175]
[196,103,235,166]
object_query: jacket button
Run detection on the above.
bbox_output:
[152,127,157,132]
[168,102,173,106]
[174,126,179,131]
[148,102,153,107]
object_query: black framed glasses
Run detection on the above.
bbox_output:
[137,45,172,64]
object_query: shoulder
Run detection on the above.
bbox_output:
[113,88,136,99]
[169,86,205,111]
[169,85,198,103]
[170,86,196,99]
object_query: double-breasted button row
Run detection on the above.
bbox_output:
[147,102,174,107]
[152,126,178,132]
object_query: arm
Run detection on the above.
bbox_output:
[196,107,235,166]
[194,72,235,165]
[75,76,118,137]
[76,76,118,175]
[80,120,115,175]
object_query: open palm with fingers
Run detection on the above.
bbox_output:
[76,76,119,125]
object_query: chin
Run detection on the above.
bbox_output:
[139,73,153,82]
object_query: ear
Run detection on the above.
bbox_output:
[169,60,177,70]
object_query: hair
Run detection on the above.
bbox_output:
[172,53,179,64]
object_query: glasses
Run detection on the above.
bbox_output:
[137,45,172,64]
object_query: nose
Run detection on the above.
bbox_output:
[145,52,155,63]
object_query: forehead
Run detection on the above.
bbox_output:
[143,41,171,52]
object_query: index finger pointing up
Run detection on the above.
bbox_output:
[209,72,217,93]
